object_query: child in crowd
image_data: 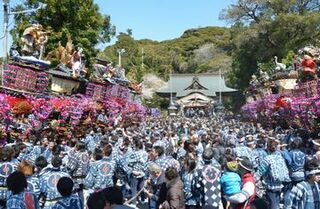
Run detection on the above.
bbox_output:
[220,160,242,209]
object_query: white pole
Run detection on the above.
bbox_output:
[169,71,173,118]
[219,68,222,104]
[2,0,9,85]
[117,49,125,67]
[170,70,172,104]
[3,2,8,61]
[141,48,144,70]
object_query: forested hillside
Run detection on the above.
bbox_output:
[100,27,232,82]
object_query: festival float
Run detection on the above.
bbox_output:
[242,46,320,132]
[0,23,147,133]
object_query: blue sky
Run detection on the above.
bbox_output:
[1,0,234,56]
[97,0,233,42]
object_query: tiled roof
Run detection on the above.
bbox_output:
[157,73,236,97]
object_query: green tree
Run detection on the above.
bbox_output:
[11,0,116,65]
[221,0,320,90]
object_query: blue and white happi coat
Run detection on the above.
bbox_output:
[84,156,115,190]
[40,167,71,208]
[52,194,82,209]
[6,192,40,209]
[286,181,320,209]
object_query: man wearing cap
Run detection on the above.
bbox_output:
[287,158,320,209]
[225,157,256,209]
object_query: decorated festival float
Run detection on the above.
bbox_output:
[242,46,320,132]
[0,23,147,136]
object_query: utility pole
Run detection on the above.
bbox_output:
[1,1,47,84]
[2,0,9,64]
[117,48,125,67]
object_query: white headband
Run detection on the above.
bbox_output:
[306,169,320,176]
[312,140,320,147]
[247,141,255,145]
[239,161,253,172]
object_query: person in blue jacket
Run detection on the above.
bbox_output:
[221,161,241,196]
[52,177,82,209]
[40,156,71,209]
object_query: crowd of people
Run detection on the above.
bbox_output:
[1,112,320,209]
[184,107,207,118]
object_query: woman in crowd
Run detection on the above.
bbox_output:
[159,167,185,209]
